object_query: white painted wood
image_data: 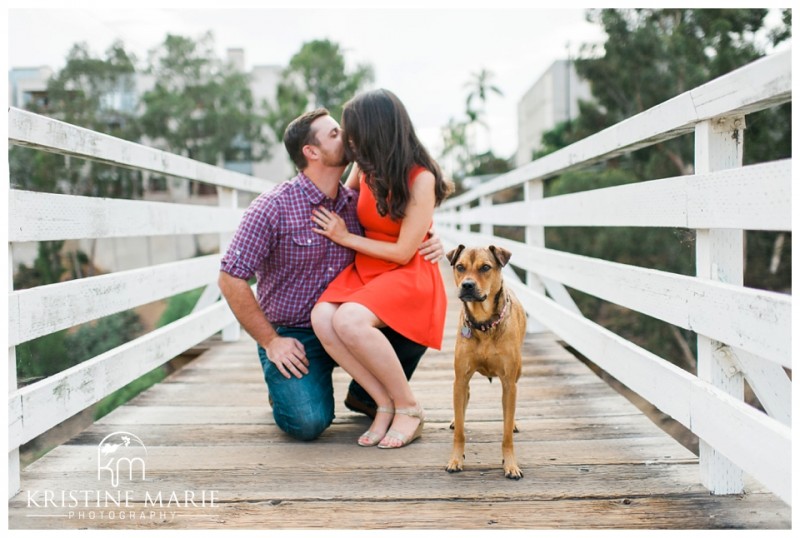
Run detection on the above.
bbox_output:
[523,179,548,333]
[8,245,20,499]
[8,107,274,194]
[695,116,746,495]
[192,282,222,313]
[9,255,222,346]
[441,50,790,210]
[9,190,245,242]
[7,299,236,449]
[729,347,791,427]
[507,280,791,505]
[218,187,241,342]
[437,229,791,368]
[447,160,790,231]
[479,195,492,236]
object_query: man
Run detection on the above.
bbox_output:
[218,108,443,441]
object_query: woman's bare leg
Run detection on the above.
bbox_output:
[331,302,422,447]
[311,302,394,440]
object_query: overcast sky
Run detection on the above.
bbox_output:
[6,2,613,160]
[5,2,789,162]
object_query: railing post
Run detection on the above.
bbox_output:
[218,187,241,342]
[694,115,746,495]
[479,195,492,236]
[9,244,20,498]
[523,179,548,333]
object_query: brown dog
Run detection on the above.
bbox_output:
[445,245,526,479]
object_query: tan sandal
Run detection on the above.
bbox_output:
[357,406,394,447]
[378,405,425,449]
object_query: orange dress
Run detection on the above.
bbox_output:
[318,166,447,349]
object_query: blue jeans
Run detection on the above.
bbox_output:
[257,326,426,441]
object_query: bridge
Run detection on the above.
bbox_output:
[6,49,792,529]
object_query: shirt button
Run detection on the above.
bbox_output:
[328,267,333,271]
[307,239,312,244]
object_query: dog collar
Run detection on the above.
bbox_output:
[462,294,511,338]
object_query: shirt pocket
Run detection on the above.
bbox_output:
[291,229,324,248]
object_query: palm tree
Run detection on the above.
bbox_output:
[464,68,503,154]
[465,68,503,124]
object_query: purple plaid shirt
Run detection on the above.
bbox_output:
[220,172,363,328]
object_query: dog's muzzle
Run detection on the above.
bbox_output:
[459,280,487,302]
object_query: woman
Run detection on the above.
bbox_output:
[310,89,450,449]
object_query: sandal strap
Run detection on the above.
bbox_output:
[381,429,410,443]
[375,406,394,415]
[394,406,423,418]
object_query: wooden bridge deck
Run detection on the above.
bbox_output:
[8,263,790,530]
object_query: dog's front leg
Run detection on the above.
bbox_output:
[446,373,471,473]
[501,377,523,479]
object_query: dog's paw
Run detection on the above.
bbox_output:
[449,420,455,430]
[445,457,464,473]
[503,464,523,480]
[513,422,519,433]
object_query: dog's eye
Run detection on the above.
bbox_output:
[479,264,492,272]
[455,264,466,273]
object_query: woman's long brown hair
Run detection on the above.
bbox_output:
[342,89,451,220]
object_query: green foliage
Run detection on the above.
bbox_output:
[94,366,167,420]
[12,41,143,198]
[140,32,269,165]
[265,39,374,143]
[91,287,206,419]
[532,8,792,372]
[157,288,204,328]
[442,68,506,182]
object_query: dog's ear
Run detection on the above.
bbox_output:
[446,244,466,266]
[489,246,512,267]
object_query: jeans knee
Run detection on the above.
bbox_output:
[276,412,332,441]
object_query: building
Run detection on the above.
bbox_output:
[8,66,53,109]
[515,59,592,168]
[7,48,293,186]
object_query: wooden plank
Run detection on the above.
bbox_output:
[9,190,244,242]
[438,229,791,368]
[20,436,695,472]
[437,160,791,231]
[7,301,236,449]
[440,50,790,209]
[509,280,791,505]
[9,255,221,346]
[12,462,710,501]
[8,107,274,193]
[8,495,790,530]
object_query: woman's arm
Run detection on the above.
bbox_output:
[312,171,436,265]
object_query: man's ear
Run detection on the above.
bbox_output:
[302,144,318,163]
[446,244,466,266]
[489,245,512,267]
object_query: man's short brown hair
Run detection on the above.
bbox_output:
[283,108,330,170]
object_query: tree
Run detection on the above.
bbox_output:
[265,39,374,143]
[440,69,507,183]
[140,32,268,195]
[12,41,142,198]
[535,9,791,371]
[574,8,773,176]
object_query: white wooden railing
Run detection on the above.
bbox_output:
[6,108,275,498]
[435,49,792,505]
